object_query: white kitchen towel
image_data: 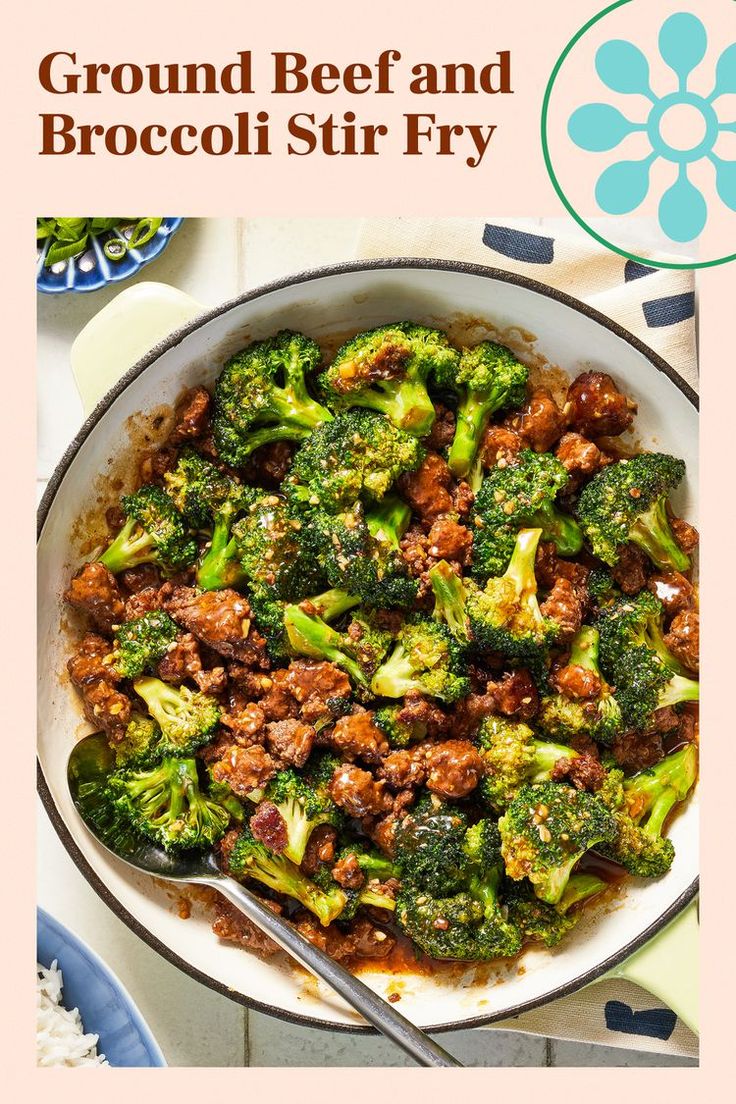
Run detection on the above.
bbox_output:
[355,217,698,1061]
[356,217,697,392]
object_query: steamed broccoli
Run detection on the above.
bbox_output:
[471,450,583,579]
[111,611,180,679]
[434,340,529,478]
[394,793,469,896]
[370,617,470,703]
[335,842,401,884]
[499,781,617,904]
[597,745,698,877]
[133,676,220,756]
[109,756,230,852]
[283,599,381,691]
[164,449,255,591]
[465,528,559,667]
[311,862,396,922]
[113,713,163,769]
[476,714,578,811]
[306,499,417,609]
[536,626,623,746]
[226,823,345,926]
[233,493,326,599]
[98,485,197,575]
[212,330,332,467]
[597,592,699,731]
[259,766,343,865]
[576,453,691,571]
[320,322,459,436]
[429,560,471,644]
[506,873,606,946]
[287,410,424,513]
[396,818,522,961]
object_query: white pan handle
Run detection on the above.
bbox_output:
[70,282,206,414]
[603,899,698,1034]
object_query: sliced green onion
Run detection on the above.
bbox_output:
[36,216,167,269]
[126,217,163,250]
[45,237,89,267]
[104,237,128,262]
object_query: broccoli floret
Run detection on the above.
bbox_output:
[111,611,179,679]
[260,767,343,865]
[320,322,459,436]
[133,676,220,756]
[113,713,163,769]
[505,873,606,947]
[476,715,577,811]
[434,341,529,478]
[212,331,332,466]
[394,793,469,896]
[370,617,470,703]
[164,450,256,591]
[396,819,521,961]
[98,485,197,575]
[233,493,326,600]
[597,745,697,877]
[226,823,345,926]
[597,592,699,730]
[576,453,690,571]
[465,527,558,667]
[536,626,623,746]
[109,756,230,852]
[283,600,378,691]
[587,568,620,608]
[499,781,617,904]
[429,560,471,644]
[307,500,417,609]
[336,842,401,883]
[374,703,432,748]
[205,770,247,823]
[471,450,583,580]
[287,410,424,513]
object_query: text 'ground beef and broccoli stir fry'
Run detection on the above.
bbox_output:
[64,323,699,968]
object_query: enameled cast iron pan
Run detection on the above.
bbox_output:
[38,260,699,1032]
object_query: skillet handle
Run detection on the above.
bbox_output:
[70,282,205,414]
[603,899,698,1034]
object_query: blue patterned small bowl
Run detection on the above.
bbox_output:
[37,217,183,294]
[37,908,166,1067]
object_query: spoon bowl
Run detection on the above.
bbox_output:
[67,732,462,1068]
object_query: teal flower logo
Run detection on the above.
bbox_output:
[568,11,736,242]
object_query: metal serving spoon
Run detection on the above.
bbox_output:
[67,733,462,1068]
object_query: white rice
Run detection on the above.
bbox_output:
[36,961,108,1067]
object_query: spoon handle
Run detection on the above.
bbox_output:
[211,875,463,1068]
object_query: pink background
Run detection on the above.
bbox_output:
[4,0,730,1093]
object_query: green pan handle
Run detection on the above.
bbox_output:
[602,899,698,1034]
[70,282,206,414]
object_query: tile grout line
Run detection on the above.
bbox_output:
[243,1008,251,1067]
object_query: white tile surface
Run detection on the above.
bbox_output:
[37,214,687,1067]
[247,1013,547,1067]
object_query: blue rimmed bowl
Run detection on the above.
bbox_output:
[36,218,183,294]
[37,908,166,1067]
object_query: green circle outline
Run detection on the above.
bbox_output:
[541,0,736,270]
